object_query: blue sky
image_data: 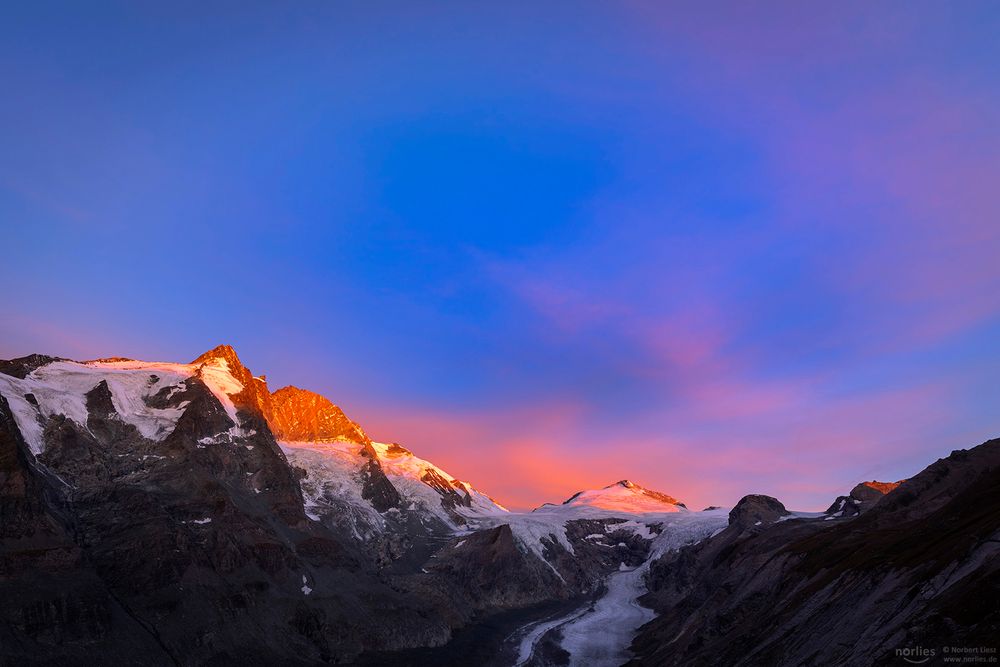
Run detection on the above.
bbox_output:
[2,2,999,509]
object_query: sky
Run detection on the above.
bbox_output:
[2,2,999,511]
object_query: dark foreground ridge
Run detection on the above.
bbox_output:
[628,438,1000,667]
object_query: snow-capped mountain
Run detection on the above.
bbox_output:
[0,353,252,454]
[259,379,508,560]
[281,437,508,563]
[537,479,687,515]
[370,441,505,521]
[4,344,993,666]
[0,344,726,664]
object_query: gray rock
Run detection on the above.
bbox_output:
[727,494,789,529]
[629,438,1000,667]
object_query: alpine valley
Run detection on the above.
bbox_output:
[1,346,997,666]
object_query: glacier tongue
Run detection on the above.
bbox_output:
[511,509,730,667]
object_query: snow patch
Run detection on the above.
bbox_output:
[0,360,193,453]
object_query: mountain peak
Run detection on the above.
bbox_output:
[269,385,369,444]
[191,344,243,369]
[189,345,274,422]
[547,479,685,515]
[604,480,681,506]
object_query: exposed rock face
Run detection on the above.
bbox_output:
[548,518,658,590]
[0,392,170,664]
[191,344,276,423]
[422,525,569,610]
[824,494,861,517]
[420,468,473,511]
[269,385,368,444]
[392,516,657,628]
[850,479,903,502]
[0,351,449,664]
[268,384,401,514]
[629,438,1000,667]
[0,354,66,379]
[825,478,906,517]
[728,494,789,529]
[358,456,402,512]
[8,346,994,666]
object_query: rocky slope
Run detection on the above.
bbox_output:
[0,349,460,665]
[4,345,995,665]
[628,438,1000,667]
[0,346,703,665]
[825,478,905,517]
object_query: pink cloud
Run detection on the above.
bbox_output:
[344,369,956,513]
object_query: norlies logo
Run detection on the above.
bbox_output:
[897,647,936,664]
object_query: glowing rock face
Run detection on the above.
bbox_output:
[268,385,369,444]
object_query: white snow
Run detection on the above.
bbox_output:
[371,441,507,526]
[194,357,250,437]
[466,493,697,570]
[512,511,729,667]
[610,519,656,540]
[280,440,384,530]
[552,481,686,516]
[0,356,261,455]
[0,360,192,453]
[492,512,576,574]
[301,575,312,595]
[281,440,510,543]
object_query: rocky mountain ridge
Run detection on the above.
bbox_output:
[0,349,450,664]
[0,346,704,665]
[629,439,1000,666]
[1,345,995,666]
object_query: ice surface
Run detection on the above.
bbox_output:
[371,441,507,525]
[280,441,385,532]
[0,360,193,453]
[513,511,729,667]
